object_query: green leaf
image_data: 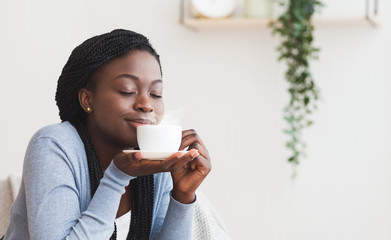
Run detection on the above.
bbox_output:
[269,0,322,167]
[304,96,310,105]
[288,156,296,162]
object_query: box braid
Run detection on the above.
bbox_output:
[55,29,161,240]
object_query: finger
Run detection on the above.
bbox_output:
[172,149,199,171]
[124,152,164,171]
[188,142,210,161]
[179,130,205,150]
[157,152,184,171]
[167,149,199,171]
[188,150,204,170]
[182,130,210,162]
[181,129,205,144]
[161,149,199,171]
[114,152,162,176]
[190,155,211,175]
[182,129,198,138]
[114,152,141,167]
[125,151,143,163]
[189,158,197,171]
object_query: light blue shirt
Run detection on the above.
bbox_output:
[4,122,194,240]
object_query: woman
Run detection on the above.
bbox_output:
[3,29,211,240]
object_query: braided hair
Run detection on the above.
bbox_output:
[55,29,161,240]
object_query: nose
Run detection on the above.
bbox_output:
[133,94,153,113]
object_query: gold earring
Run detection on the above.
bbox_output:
[87,107,91,112]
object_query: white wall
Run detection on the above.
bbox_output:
[1,0,390,239]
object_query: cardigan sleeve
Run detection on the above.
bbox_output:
[22,136,134,240]
[151,173,196,240]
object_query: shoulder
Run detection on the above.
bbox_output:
[29,121,83,152]
[23,122,88,192]
[31,121,80,143]
[25,121,86,170]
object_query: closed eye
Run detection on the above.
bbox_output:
[151,94,162,98]
[119,91,136,96]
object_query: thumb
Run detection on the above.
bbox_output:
[126,151,143,163]
[114,152,143,170]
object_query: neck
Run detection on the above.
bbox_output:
[85,120,125,171]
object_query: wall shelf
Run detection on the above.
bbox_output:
[179,0,379,30]
[180,16,380,30]
[181,18,271,30]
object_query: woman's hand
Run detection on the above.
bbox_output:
[113,129,211,204]
[171,129,212,204]
[113,150,198,177]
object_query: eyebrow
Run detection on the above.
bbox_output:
[113,73,162,84]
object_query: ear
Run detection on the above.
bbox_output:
[78,88,94,113]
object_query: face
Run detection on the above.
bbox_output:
[80,50,164,149]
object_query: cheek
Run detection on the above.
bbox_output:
[156,102,164,124]
[94,95,129,122]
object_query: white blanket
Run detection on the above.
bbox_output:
[0,175,21,236]
[192,191,231,240]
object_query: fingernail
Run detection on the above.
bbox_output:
[191,151,199,158]
[135,152,143,160]
[191,164,197,170]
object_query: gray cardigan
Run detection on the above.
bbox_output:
[4,122,194,240]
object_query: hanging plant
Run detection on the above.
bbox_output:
[269,0,323,165]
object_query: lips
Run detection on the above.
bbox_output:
[126,118,153,128]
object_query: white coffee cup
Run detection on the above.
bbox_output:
[137,125,182,152]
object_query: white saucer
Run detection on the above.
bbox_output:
[122,150,188,160]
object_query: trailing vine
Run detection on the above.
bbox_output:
[269,0,323,165]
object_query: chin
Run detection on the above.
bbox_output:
[117,133,137,150]
[125,139,138,149]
